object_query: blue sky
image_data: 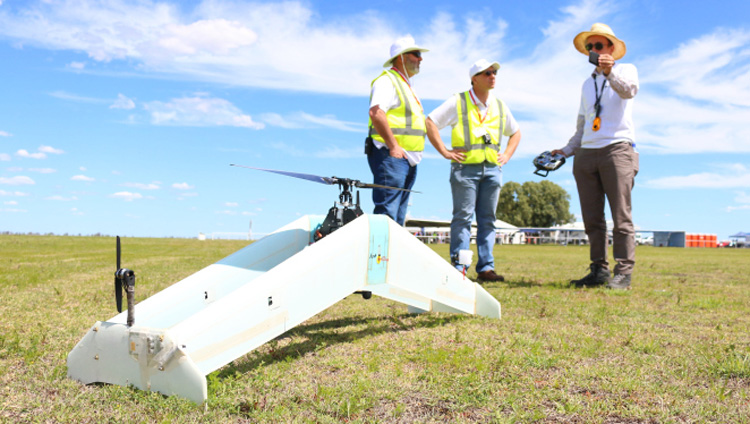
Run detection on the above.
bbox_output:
[1,0,749,240]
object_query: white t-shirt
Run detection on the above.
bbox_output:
[369,72,424,166]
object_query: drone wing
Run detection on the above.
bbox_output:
[230,164,336,185]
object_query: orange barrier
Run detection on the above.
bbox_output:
[686,233,718,248]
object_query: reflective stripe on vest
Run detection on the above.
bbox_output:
[368,70,426,152]
[452,91,506,164]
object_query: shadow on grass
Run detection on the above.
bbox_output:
[215,313,467,379]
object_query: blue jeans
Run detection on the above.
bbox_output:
[367,146,417,225]
[449,162,502,273]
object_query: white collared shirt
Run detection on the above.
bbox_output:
[562,63,639,156]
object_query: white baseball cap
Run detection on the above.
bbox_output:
[383,36,429,68]
[469,59,501,78]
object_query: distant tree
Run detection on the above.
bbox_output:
[496,180,575,227]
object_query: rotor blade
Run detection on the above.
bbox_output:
[230,164,336,185]
[355,181,420,193]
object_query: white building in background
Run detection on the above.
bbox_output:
[405,217,525,244]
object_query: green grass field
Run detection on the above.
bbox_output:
[1,235,749,423]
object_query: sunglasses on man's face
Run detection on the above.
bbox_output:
[585,42,607,51]
[406,51,422,58]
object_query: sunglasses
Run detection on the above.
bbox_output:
[482,69,498,76]
[585,42,608,51]
[406,51,422,58]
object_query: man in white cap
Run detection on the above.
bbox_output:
[367,36,441,225]
[551,23,639,290]
[425,59,521,282]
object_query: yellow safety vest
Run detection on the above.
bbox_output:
[368,70,426,152]
[451,91,507,165]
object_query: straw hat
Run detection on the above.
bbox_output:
[573,23,626,60]
[383,36,429,68]
[469,59,501,78]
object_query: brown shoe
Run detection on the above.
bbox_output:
[477,270,504,282]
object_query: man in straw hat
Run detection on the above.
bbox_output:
[426,59,521,282]
[551,23,639,290]
[366,36,432,225]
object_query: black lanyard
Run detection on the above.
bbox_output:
[593,75,607,118]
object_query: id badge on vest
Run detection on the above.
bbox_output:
[473,126,492,144]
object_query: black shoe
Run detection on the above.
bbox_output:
[477,270,505,282]
[571,264,609,287]
[607,273,632,290]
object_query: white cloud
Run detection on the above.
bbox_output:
[314,146,361,159]
[644,164,750,189]
[0,207,27,213]
[68,61,86,70]
[4,200,18,205]
[216,210,237,215]
[49,90,108,104]
[735,191,750,204]
[157,19,257,56]
[260,112,365,133]
[16,149,46,159]
[110,191,143,201]
[28,168,57,174]
[47,195,78,201]
[110,93,136,110]
[39,145,64,154]
[122,182,160,190]
[71,207,84,215]
[0,153,10,161]
[727,191,750,212]
[0,176,35,185]
[80,167,87,171]
[0,0,748,158]
[145,94,264,129]
[225,202,238,207]
[0,0,513,97]
[15,146,64,160]
[0,190,30,196]
[172,182,194,190]
[0,131,11,137]
[640,29,750,108]
[71,175,95,182]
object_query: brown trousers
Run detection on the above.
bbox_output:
[573,142,638,275]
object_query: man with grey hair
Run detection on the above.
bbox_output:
[365,36,429,225]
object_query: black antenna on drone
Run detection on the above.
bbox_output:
[114,236,136,327]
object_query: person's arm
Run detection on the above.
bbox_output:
[604,62,638,99]
[498,130,520,165]
[426,118,465,162]
[552,114,584,158]
[368,106,405,159]
[497,105,520,165]
[426,96,465,162]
